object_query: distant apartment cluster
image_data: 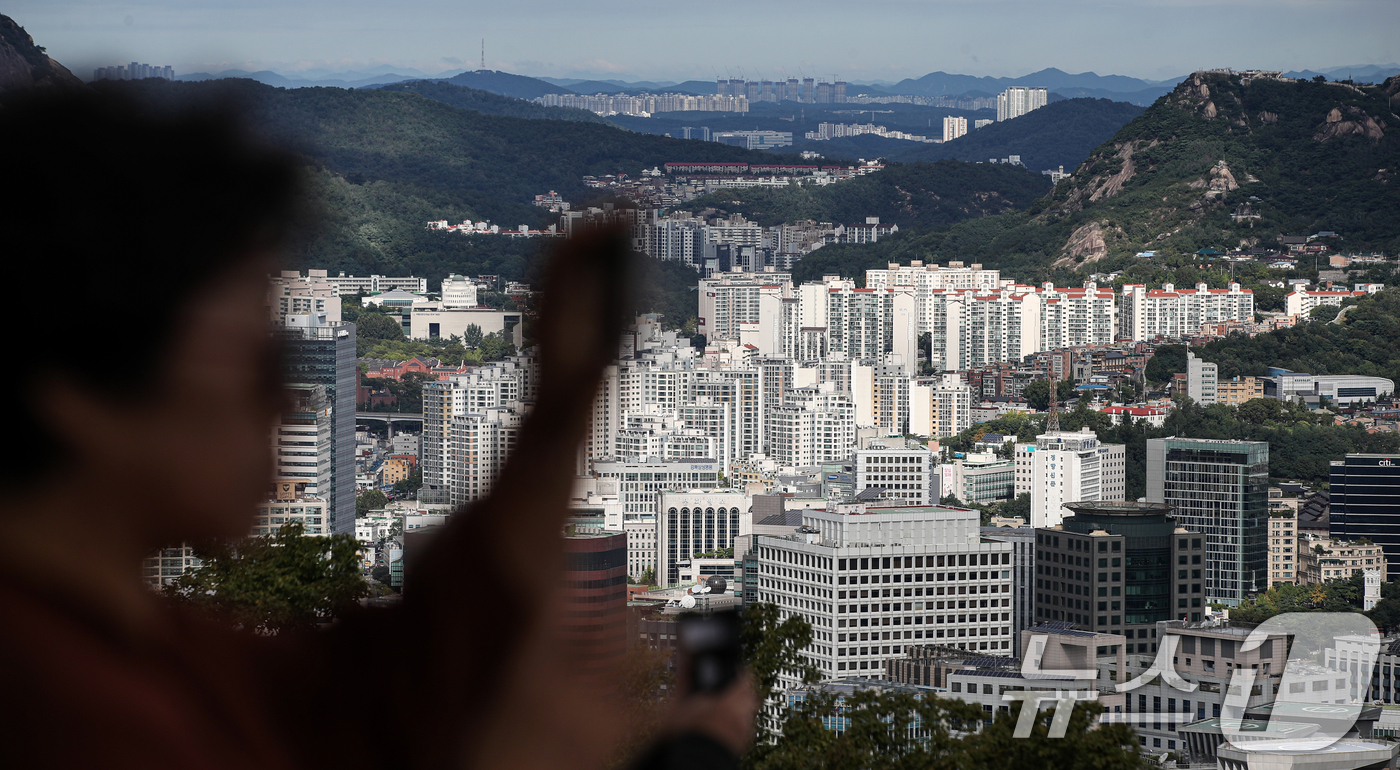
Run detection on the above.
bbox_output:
[533,92,749,116]
[715,76,848,104]
[92,62,174,81]
[804,122,936,143]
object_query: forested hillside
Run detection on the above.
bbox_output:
[96,78,774,308]
[893,98,1143,171]
[675,161,1051,229]
[369,80,608,123]
[1192,289,1400,385]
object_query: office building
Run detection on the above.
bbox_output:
[1267,371,1394,407]
[938,452,1015,505]
[593,458,721,518]
[1147,438,1268,605]
[981,526,1035,656]
[1186,351,1218,405]
[1126,618,1292,754]
[277,314,356,536]
[996,86,1048,121]
[657,490,751,586]
[713,130,793,150]
[1330,454,1400,575]
[1035,502,1206,645]
[1014,428,1126,528]
[941,116,968,143]
[855,446,937,505]
[754,500,1014,692]
[562,531,628,680]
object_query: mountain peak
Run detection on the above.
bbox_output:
[0,14,82,92]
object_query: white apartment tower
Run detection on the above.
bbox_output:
[1186,351,1219,405]
[769,383,857,467]
[996,86,1048,121]
[942,116,968,143]
[1015,428,1127,528]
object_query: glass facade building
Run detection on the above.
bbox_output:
[1147,438,1268,606]
[1330,454,1400,575]
[278,321,357,536]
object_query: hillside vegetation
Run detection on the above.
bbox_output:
[370,80,608,124]
[892,98,1145,172]
[1192,289,1400,385]
[102,77,773,281]
[675,160,1051,229]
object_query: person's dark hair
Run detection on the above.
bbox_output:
[0,83,302,484]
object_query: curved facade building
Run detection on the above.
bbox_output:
[1035,501,1207,654]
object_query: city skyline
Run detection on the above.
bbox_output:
[9,0,1398,85]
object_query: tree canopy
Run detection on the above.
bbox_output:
[164,521,369,634]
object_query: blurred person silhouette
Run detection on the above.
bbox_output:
[0,86,755,768]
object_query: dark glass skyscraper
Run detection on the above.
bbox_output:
[1330,454,1400,575]
[279,320,357,536]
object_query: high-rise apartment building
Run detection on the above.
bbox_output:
[1147,438,1268,605]
[769,383,856,467]
[996,86,1048,121]
[754,500,1015,689]
[941,116,968,143]
[698,271,793,341]
[1186,351,1219,405]
[1329,454,1400,575]
[1014,428,1126,528]
[1118,282,1254,340]
[421,361,534,504]
[909,374,971,439]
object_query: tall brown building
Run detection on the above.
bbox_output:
[563,531,628,679]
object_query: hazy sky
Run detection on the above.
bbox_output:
[10,1,1399,83]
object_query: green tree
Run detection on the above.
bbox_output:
[393,468,423,496]
[1310,304,1341,323]
[997,492,1031,521]
[741,602,821,752]
[355,311,405,342]
[939,493,966,507]
[1023,380,1051,411]
[357,489,388,516]
[638,566,656,586]
[164,521,369,634]
[371,565,391,584]
[478,331,514,362]
[1144,344,1187,384]
[461,323,484,349]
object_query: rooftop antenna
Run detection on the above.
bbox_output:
[481,39,485,71]
[1047,374,1061,432]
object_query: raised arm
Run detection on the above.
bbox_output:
[377,227,636,768]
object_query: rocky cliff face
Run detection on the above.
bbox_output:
[0,15,82,92]
[1029,69,1400,261]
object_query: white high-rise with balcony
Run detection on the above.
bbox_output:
[996,86,1048,121]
